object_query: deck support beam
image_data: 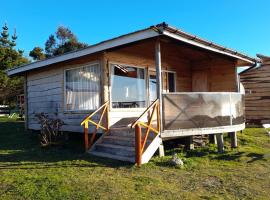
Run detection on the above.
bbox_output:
[158,142,165,157]
[209,134,217,144]
[155,39,163,131]
[230,132,238,148]
[216,133,224,153]
[185,136,194,150]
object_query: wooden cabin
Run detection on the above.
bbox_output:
[240,54,270,125]
[7,23,256,164]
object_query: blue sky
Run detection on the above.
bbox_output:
[1,0,269,58]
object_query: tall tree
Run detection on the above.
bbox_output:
[44,34,56,58]
[29,47,45,61]
[45,26,87,57]
[0,23,29,105]
[30,26,87,60]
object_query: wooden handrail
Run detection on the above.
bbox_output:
[80,101,109,151]
[131,99,159,128]
[132,99,161,166]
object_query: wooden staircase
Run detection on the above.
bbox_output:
[89,127,161,163]
[81,100,162,165]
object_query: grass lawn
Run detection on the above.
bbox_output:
[0,117,270,200]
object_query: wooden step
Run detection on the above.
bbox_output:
[102,135,152,147]
[94,143,135,157]
[109,127,134,137]
[89,151,135,163]
[89,126,159,163]
[109,127,156,139]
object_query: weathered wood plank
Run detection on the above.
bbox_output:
[241,61,270,124]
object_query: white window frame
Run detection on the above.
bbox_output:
[163,70,177,93]
[63,61,101,113]
[148,68,177,93]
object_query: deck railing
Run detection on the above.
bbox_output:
[131,99,161,166]
[81,101,109,151]
[162,92,244,130]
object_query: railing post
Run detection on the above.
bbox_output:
[135,124,142,166]
[84,123,89,152]
[106,105,109,131]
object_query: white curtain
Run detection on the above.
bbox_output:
[66,64,100,111]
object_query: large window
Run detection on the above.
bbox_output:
[65,63,100,111]
[111,64,146,108]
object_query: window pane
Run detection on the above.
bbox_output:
[168,72,176,92]
[149,73,157,103]
[111,64,146,108]
[65,64,100,111]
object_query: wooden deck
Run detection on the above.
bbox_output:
[161,123,245,139]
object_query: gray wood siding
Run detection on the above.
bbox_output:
[27,59,101,133]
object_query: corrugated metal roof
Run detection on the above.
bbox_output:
[7,22,257,76]
[155,22,257,63]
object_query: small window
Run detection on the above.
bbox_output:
[162,71,176,93]
[65,63,100,111]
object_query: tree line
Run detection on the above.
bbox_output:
[0,23,87,106]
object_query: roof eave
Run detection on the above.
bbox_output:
[7,23,257,76]
[7,28,160,76]
[160,26,256,65]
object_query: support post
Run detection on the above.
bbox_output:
[84,124,89,152]
[209,134,217,144]
[155,39,163,131]
[101,52,109,103]
[230,132,238,148]
[216,133,224,153]
[135,124,142,166]
[24,74,28,130]
[158,142,165,157]
[185,136,194,150]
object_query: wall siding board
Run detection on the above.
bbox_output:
[240,60,270,124]
[27,53,102,133]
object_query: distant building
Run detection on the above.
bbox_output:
[240,54,270,125]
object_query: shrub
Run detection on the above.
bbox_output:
[35,113,65,147]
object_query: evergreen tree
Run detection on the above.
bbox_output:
[45,26,87,58]
[0,23,29,105]
[29,47,45,60]
[0,23,9,47]
[44,34,56,57]
[30,26,87,60]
